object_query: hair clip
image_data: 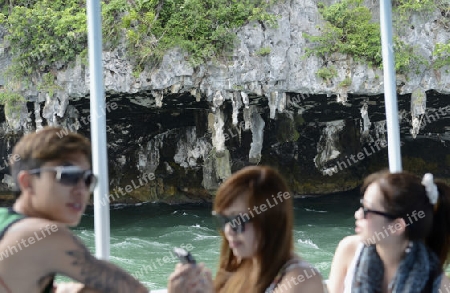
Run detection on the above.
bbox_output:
[421,173,439,205]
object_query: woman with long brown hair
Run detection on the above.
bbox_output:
[327,170,450,293]
[168,165,324,293]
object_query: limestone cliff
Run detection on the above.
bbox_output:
[0,0,449,203]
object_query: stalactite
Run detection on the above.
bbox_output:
[152,90,164,108]
[314,120,346,175]
[410,88,426,138]
[249,106,265,164]
[232,92,242,126]
[360,102,371,135]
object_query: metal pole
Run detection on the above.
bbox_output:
[86,0,110,259]
[380,0,402,173]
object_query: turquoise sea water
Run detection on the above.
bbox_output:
[66,191,359,290]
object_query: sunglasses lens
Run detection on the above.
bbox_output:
[59,169,97,191]
[234,222,244,233]
[231,215,245,233]
[213,215,227,231]
[213,215,245,233]
[60,171,84,185]
[85,173,97,191]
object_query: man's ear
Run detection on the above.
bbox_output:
[17,170,34,194]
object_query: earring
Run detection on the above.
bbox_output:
[405,241,413,253]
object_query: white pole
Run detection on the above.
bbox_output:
[86,0,110,259]
[380,0,402,173]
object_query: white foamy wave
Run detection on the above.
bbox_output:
[304,208,327,213]
[110,255,135,264]
[112,237,169,250]
[171,211,200,217]
[135,239,169,248]
[112,240,145,250]
[77,230,94,238]
[191,224,206,228]
[193,234,220,241]
[297,238,319,249]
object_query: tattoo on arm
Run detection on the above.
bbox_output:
[66,234,146,293]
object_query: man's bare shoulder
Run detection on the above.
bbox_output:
[0,218,81,291]
[1,217,75,255]
[7,216,60,229]
[4,217,69,239]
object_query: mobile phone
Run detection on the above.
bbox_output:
[173,247,196,264]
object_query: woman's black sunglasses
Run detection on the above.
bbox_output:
[212,211,252,233]
[28,166,98,192]
[360,199,397,220]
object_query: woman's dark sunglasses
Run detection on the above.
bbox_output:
[360,199,397,220]
[212,211,252,233]
[28,166,98,192]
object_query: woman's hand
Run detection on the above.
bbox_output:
[168,263,214,293]
[191,264,214,293]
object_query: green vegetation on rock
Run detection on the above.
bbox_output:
[255,47,271,56]
[0,0,87,78]
[433,43,450,69]
[0,89,26,117]
[0,0,448,97]
[317,66,337,81]
[304,0,449,74]
[37,72,63,98]
[339,77,352,87]
[304,0,382,67]
[117,0,279,70]
[0,0,279,79]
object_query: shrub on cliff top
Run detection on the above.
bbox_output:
[304,0,446,73]
[0,0,87,78]
[304,0,382,67]
[0,0,279,80]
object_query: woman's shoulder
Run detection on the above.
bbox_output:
[327,235,364,293]
[283,256,314,271]
[283,256,322,278]
[275,258,324,293]
[283,254,309,268]
[440,274,450,291]
[335,235,362,257]
[285,256,324,283]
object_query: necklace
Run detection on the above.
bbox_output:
[387,241,413,293]
[388,277,396,292]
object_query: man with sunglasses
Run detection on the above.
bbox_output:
[0,127,149,293]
